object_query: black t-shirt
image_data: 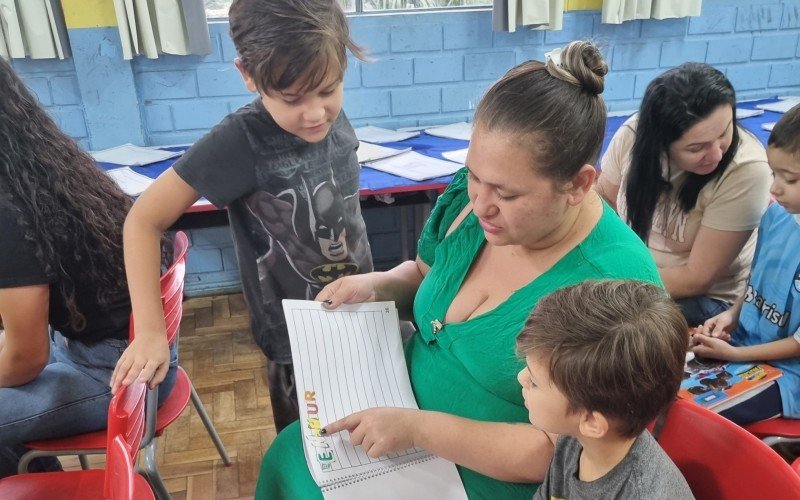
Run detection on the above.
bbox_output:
[173,98,373,362]
[0,196,131,343]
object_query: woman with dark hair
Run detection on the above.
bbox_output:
[257,40,661,499]
[597,63,771,326]
[0,58,176,477]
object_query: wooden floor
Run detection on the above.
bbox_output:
[63,294,275,499]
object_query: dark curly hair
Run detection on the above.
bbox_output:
[0,57,132,330]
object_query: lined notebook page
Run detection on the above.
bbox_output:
[283,301,429,482]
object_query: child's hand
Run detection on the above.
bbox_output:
[316,274,377,309]
[691,333,740,361]
[699,310,736,341]
[110,335,170,393]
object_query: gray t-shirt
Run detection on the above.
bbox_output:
[534,432,694,500]
[174,98,373,363]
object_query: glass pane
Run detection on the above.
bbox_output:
[364,0,490,10]
[205,0,355,17]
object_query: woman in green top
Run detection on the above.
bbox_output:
[256,40,661,499]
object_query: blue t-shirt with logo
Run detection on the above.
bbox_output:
[735,202,800,417]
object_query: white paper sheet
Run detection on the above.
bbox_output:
[762,122,776,132]
[441,148,468,165]
[106,167,154,196]
[423,122,473,141]
[91,144,183,166]
[354,126,420,143]
[283,300,466,499]
[736,108,764,119]
[365,151,462,181]
[756,99,800,114]
[356,142,411,164]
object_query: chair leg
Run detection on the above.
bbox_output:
[189,382,232,466]
[142,438,171,500]
[78,454,90,470]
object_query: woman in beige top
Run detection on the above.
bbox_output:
[597,63,771,326]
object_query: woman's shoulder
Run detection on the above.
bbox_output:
[581,203,662,283]
[729,127,769,172]
[417,169,471,265]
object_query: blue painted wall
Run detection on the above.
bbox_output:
[10,0,800,295]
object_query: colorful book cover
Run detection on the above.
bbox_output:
[679,358,782,412]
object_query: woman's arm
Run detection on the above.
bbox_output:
[693,334,800,362]
[111,168,200,394]
[0,285,51,387]
[324,408,553,483]
[659,226,753,299]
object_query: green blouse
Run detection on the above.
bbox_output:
[255,168,661,499]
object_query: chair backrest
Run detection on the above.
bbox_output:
[103,380,147,498]
[105,435,137,500]
[651,399,800,499]
[128,231,189,344]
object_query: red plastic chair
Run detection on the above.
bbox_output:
[0,381,153,499]
[745,417,800,447]
[19,232,231,499]
[649,399,800,499]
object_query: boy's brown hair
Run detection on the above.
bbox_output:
[229,0,366,93]
[516,280,688,438]
[768,103,800,157]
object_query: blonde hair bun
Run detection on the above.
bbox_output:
[544,40,607,96]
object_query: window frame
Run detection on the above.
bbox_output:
[205,0,492,19]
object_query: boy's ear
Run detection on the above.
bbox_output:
[563,164,597,206]
[578,410,609,439]
[234,58,258,93]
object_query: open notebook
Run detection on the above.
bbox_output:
[282,300,467,499]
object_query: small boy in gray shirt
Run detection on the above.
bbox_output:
[516,280,695,499]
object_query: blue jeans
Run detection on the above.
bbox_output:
[675,295,731,327]
[0,332,178,477]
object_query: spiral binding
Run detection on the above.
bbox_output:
[320,453,438,491]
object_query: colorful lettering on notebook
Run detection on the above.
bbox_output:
[304,390,336,469]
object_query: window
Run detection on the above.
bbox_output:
[204,0,490,18]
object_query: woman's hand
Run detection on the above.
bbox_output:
[323,408,422,458]
[699,309,737,342]
[691,333,740,361]
[110,335,170,393]
[315,274,378,309]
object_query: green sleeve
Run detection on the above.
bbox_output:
[416,168,470,267]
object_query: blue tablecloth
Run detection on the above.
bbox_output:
[99,97,783,196]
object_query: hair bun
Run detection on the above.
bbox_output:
[544,40,607,96]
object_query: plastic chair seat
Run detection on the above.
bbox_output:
[0,469,154,499]
[24,368,192,453]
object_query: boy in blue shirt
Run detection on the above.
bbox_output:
[695,104,800,424]
[114,0,373,431]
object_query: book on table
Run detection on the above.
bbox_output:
[282,300,467,500]
[678,357,782,412]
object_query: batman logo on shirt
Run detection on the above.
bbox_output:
[310,262,359,284]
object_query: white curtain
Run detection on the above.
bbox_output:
[493,0,564,33]
[113,0,211,60]
[602,0,702,25]
[0,0,70,59]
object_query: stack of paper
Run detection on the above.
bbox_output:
[735,108,764,119]
[106,167,154,196]
[357,142,411,164]
[424,122,473,141]
[756,98,800,114]
[441,148,468,165]
[91,143,183,166]
[366,151,462,181]
[354,125,420,143]
[762,122,776,132]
